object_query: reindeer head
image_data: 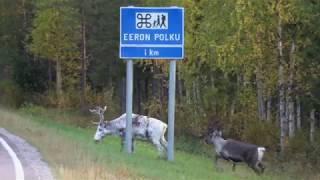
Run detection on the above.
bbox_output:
[205,121,222,145]
[89,106,109,143]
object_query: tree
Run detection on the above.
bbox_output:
[28,0,80,106]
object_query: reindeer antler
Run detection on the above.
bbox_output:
[207,119,223,134]
[91,121,100,125]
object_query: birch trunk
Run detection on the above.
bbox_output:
[48,61,52,90]
[230,99,236,116]
[145,78,149,102]
[177,67,183,103]
[266,97,272,121]
[296,96,301,129]
[196,80,201,105]
[137,79,142,113]
[310,109,315,143]
[80,12,87,109]
[277,7,287,153]
[288,42,296,138]
[56,60,62,106]
[186,88,191,104]
[22,0,27,30]
[22,0,27,59]
[256,67,266,121]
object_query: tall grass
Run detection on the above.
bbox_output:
[0,107,315,180]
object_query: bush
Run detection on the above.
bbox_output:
[287,129,320,167]
[141,97,167,119]
[175,135,214,157]
[242,120,279,151]
[0,80,24,108]
[34,89,80,108]
[86,87,121,119]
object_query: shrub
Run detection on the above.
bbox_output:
[0,80,24,108]
[241,120,279,151]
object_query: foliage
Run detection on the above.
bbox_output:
[0,80,24,107]
[27,1,81,62]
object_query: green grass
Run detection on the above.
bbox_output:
[0,107,316,180]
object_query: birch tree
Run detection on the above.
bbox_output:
[277,0,287,154]
[28,0,80,106]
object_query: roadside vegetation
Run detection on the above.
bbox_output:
[1,106,318,180]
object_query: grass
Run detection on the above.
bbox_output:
[0,106,317,180]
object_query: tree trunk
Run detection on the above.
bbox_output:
[48,60,52,90]
[310,109,315,143]
[186,87,191,105]
[266,97,272,121]
[145,78,149,102]
[177,69,183,103]
[192,81,197,104]
[21,0,27,60]
[80,12,87,109]
[287,100,295,138]
[56,60,62,106]
[137,79,142,113]
[277,7,287,153]
[193,79,201,105]
[296,95,301,129]
[288,41,296,138]
[256,67,266,121]
[230,99,236,116]
[121,78,126,113]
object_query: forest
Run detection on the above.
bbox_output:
[1,0,320,172]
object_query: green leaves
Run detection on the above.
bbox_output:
[28,1,80,62]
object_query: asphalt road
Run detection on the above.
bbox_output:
[0,129,54,180]
[0,140,16,180]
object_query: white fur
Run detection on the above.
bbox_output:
[257,147,266,162]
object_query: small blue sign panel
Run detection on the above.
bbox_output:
[120,7,184,59]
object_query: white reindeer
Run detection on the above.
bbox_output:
[90,106,168,156]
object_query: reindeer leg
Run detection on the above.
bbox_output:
[160,136,167,149]
[131,138,135,153]
[258,162,265,174]
[160,127,168,148]
[215,155,223,172]
[151,138,165,157]
[120,135,125,152]
[232,163,236,172]
[160,138,167,154]
[250,163,261,175]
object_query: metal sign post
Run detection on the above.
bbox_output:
[120,7,184,160]
[125,60,133,154]
[167,60,176,161]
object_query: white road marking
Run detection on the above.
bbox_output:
[0,137,25,180]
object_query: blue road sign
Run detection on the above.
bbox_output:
[120,7,184,59]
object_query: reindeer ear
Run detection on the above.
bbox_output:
[89,109,95,113]
[218,131,222,136]
[103,106,107,111]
